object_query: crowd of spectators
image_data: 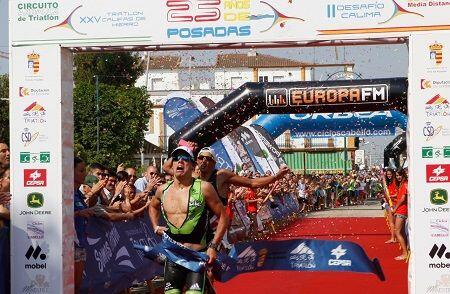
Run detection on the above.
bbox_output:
[226,165,408,261]
[0,142,10,294]
[0,138,409,292]
[230,167,384,218]
[73,159,172,292]
[215,166,390,245]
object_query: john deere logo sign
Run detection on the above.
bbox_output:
[430,189,448,205]
[27,193,44,208]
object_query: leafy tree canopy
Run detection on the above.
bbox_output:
[74,52,144,87]
[74,82,151,168]
[73,52,150,168]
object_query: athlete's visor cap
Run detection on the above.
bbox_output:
[198,147,217,162]
[171,146,194,161]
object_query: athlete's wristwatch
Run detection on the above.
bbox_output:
[208,242,219,251]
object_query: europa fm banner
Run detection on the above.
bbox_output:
[9,0,450,47]
[408,33,450,294]
[9,45,74,293]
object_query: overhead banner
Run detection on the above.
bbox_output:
[408,33,450,294]
[168,78,407,152]
[254,111,405,138]
[9,0,450,46]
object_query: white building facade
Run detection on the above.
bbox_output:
[137,52,354,158]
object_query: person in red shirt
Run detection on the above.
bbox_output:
[392,169,408,261]
[383,169,398,244]
[245,187,262,239]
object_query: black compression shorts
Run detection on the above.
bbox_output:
[164,260,206,294]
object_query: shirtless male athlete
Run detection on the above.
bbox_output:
[165,146,289,206]
[150,146,229,294]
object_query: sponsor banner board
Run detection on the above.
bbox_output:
[409,33,450,294]
[82,216,162,293]
[255,111,404,139]
[9,0,450,46]
[10,45,67,293]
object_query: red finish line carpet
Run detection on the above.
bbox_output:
[216,217,408,294]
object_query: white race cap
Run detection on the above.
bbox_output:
[198,147,217,162]
[171,146,194,159]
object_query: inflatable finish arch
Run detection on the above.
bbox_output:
[253,111,407,139]
[169,78,408,151]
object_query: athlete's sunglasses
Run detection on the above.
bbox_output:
[197,155,214,161]
[173,154,193,162]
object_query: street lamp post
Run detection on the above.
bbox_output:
[95,75,100,155]
[343,137,348,175]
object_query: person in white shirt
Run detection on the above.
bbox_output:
[134,165,162,196]
[297,177,307,212]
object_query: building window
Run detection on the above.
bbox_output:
[273,76,285,82]
[151,78,163,90]
[148,117,155,134]
[258,76,268,82]
[230,77,243,89]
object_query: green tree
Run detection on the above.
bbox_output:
[74,52,143,86]
[74,82,151,167]
[73,52,150,167]
[0,74,9,143]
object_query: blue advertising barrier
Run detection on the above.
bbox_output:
[253,111,407,138]
[81,216,163,293]
[135,233,385,283]
[268,197,285,221]
[164,96,235,171]
[284,194,300,213]
[0,227,10,294]
[267,194,298,221]
[163,96,287,173]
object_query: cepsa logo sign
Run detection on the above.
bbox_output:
[24,169,47,187]
[266,84,389,107]
[427,165,450,183]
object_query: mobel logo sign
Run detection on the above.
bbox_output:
[429,244,450,269]
[25,245,48,270]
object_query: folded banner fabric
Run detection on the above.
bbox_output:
[135,234,385,283]
[82,217,163,293]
